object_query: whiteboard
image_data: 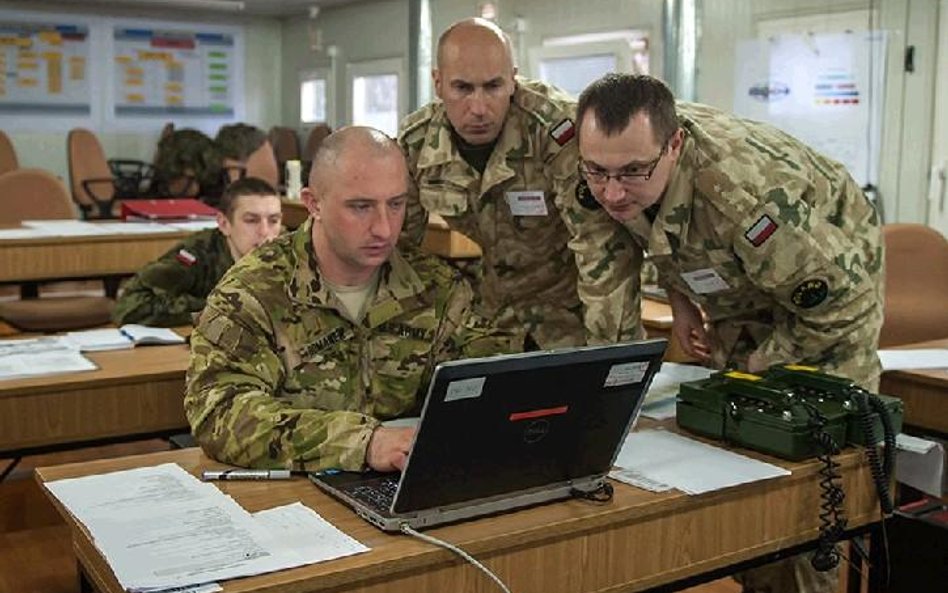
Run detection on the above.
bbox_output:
[733,31,886,187]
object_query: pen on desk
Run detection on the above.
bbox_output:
[202,469,293,481]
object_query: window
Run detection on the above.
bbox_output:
[530,31,650,99]
[347,58,405,137]
[299,67,332,125]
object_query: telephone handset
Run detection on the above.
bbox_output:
[676,365,903,571]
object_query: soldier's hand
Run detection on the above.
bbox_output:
[668,289,711,362]
[365,426,415,472]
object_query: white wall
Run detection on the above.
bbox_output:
[279,0,409,129]
[0,1,282,182]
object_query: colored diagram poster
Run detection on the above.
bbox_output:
[0,20,91,115]
[113,26,237,118]
[733,32,886,187]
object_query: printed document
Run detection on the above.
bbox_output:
[45,463,368,593]
[611,429,790,495]
[0,337,96,380]
[640,362,714,420]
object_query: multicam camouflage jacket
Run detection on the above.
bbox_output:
[185,219,523,471]
[399,78,642,349]
[621,102,884,388]
[112,228,234,327]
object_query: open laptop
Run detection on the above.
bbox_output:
[311,339,667,532]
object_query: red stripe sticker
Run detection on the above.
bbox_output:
[509,405,568,422]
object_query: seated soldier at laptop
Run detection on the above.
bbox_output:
[112,177,283,327]
[185,127,523,473]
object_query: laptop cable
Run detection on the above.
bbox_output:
[399,523,514,593]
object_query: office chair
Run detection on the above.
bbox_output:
[0,169,113,332]
[878,223,948,347]
[67,128,154,219]
[0,129,18,176]
[302,123,332,162]
[226,140,280,189]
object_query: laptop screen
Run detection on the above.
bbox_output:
[392,340,666,514]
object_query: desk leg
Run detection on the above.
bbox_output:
[846,525,887,593]
[79,564,95,593]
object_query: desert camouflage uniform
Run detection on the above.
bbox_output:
[112,228,233,327]
[399,78,642,349]
[618,102,883,593]
[185,220,522,472]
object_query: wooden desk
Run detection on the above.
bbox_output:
[0,343,189,457]
[0,229,191,284]
[36,437,881,593]
[880,338,948,436]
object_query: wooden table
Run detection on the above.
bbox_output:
[0,342,189,457]
[880,337,948,437]
[0,229,191,284]
[36,433,882,593]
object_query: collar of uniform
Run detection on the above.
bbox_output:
[287,219,427,326]
[642,131,697,257]
[208,227,236,269]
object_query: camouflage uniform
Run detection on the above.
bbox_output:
[620,102,883,389]
[185,220,522,472]
[616,102,883,593]
[152,129,225,204]
[399,78,642,349]
[112,228,233,327]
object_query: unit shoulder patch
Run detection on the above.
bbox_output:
[576,180,601,210]
[791,278,828,309]
[176,248,198,267]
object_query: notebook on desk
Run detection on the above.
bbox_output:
[311,339,667,531]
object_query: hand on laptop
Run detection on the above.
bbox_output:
[366,426,415,472]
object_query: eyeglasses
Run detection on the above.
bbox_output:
[579,142,669,186]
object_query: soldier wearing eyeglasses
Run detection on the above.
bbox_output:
[576,73,883,593]
[398,18,642,348]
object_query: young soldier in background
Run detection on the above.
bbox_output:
[113,177,282,327]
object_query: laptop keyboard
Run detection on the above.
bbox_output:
[347,476,400,512]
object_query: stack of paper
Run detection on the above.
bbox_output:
[640,362,714,420]
[610,429,790,494]
[878,348,948,371]
[45,463,368,593]
[0,337,97,380]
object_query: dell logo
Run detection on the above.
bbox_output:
[523,419,550,444]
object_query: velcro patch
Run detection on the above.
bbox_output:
[744,214,778,247]
[791,278,829,309]
[175,248,197,266]
[550,118,575,146]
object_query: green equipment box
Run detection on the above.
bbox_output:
[676,365,904,461]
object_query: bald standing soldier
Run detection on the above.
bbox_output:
[399,18,641,349]
[576,73,884,593]
[185,127,522,472]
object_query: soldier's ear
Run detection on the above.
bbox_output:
[216,210,231,237]
[432,68,443,99]
[301,186,321,219]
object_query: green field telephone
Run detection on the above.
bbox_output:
[676,364,903,570]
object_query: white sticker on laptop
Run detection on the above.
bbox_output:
[604,361,649,387]
[445,377,487,402]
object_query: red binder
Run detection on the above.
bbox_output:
[121,199,219,221]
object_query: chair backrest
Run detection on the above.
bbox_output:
[0,129,18,175]
[0,168,76,224]
[269,126,300,163]
[879,223,948,347]
[67,128,114,212]
[303,123,332,161]
[245,140,280,188]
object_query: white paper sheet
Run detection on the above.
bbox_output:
[878,349,948,371]
[45,463,369,593]
[0,337,97,380]
[120,324,186,345]
[164,220,219,232]
[895,434,946,497]
[611,429,790,495]
[90,222,182,235]
[640,363,714,420]
[21,219,111,236]
[65,329,135,352]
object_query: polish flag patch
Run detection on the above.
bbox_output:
[744,214,778,247]
[550,118,575,146]
[175,248,198,266]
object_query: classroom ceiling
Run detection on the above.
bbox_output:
[42,0,363,18]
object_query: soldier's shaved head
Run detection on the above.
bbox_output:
[437,18,513,70]
[308,126,405,194]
